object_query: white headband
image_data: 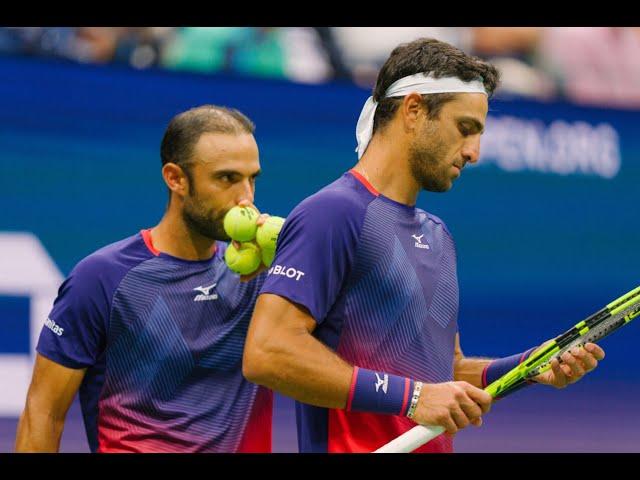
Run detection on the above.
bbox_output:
[355,73,487,159]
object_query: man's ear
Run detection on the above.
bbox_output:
[400,92,425,132]
[162,162,190,198]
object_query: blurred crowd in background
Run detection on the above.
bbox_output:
[2,27,640,109]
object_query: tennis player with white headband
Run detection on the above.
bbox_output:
[355,72,488,159]
[244,37,605,453]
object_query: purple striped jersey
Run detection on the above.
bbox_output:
[36,230,272,452]
[260,170,459,453]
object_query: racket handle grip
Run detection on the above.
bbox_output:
[374,425,445,453]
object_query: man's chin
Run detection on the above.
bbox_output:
[206,227,230,243]
[422,179,452,193]
[184,217,227,242]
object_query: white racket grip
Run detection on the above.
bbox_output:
[374,424,445,453]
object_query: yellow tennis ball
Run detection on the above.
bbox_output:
[261,247,275,268]
[224,242,261,275]
[256,216,285,251]
[223,206,259,242]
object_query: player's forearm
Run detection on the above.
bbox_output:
[246,295,416,415]
[453,356,493,389]
[243,327,353,408]
[15,408,64,452]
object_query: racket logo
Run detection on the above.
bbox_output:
[374,373,389,394]
[626,305,640,322]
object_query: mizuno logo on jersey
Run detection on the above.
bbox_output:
[374,373,388,394]
[44,317,64,336]
[268,265,305,281]
[412,234,430,250]
[193,283,218,302]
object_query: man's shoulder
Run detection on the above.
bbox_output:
[293,173,374,224]
[417,209,454,239]
[70,231,152,285]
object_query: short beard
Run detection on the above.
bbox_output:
[408,126,451,193]
[181,186,229,242]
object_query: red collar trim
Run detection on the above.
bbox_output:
[141,229,160,256]
[349,169,380,197]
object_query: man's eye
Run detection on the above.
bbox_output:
[459,125,471,136]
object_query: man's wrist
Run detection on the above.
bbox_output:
[346,367,415,416]
[482,347,538,388]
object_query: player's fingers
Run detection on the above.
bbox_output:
[438,416,458,435]
[462,384,492,414]
[232,240,242,249]
[470,417,483,427]
[459,397,483,423]
[561,364,573,377]
[561,352,585,379]
[584,343,605,361]
[256,213,270,227]
[572,347,598,372]
[450,405,470,430]
[550,358,570,386]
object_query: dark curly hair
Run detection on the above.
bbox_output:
[372,38,500,135]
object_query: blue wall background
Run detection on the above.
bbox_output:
[1,56,639,452]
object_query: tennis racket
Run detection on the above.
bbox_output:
[374,285,640,453]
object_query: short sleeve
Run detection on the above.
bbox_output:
[36,255,112,369]
[259,189,365,324]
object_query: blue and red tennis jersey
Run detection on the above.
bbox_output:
[36,229,272,453]
[260,170,459,453]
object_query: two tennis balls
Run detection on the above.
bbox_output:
[223,206,285,275]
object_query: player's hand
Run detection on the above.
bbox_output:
[411,381,492,435]
[531,342,605,388]
[235,200,270,282]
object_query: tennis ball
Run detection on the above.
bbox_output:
[261,247,275,268]
[223,206,259,242]
[256,216,285,251]
[224,242,261,275]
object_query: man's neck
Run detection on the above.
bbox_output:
[354,135,420,206]
[150,206,216,261]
